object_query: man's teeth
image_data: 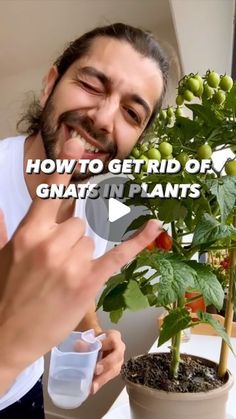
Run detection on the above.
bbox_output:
[70,130,99,153]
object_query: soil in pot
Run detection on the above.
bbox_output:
[122,353,226,393]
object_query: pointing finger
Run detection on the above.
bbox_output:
[27,138,84,223]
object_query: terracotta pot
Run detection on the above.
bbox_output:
[185,291,206,312]
[124,354,233,419]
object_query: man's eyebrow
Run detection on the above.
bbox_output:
[77,66,111,87]
[128,94,151,121]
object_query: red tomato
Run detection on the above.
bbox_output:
[155,231,173,251]
[146,241,156,251]
[220,257,231,270]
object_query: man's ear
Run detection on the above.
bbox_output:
[40,66,59,107]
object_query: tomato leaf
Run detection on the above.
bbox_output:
[158,199,188,223]
[186,103,222,126]
[205,177,236,222]
[224,84,236,112]
[123,280,149,310]
[173,116,201,140]
[197,312,235,355]
[102,283,127,312]
[192,214,236,247]
[124,214,153,234]
[156,256,196,306]
[109,309,124,324]
[158,308,192,346]
[187,261,224,310]
[97,273,126,310]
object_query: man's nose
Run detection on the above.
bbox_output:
[87,98,118,134]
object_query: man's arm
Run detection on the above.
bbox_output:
[75,303,103,335]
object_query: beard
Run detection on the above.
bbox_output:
[39,93,117,182]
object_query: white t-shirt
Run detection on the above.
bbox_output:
[0,135,107,410]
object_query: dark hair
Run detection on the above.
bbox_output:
[17,22,169,135]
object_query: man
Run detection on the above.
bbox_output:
[0,22,168,417]
[0,139,162,396]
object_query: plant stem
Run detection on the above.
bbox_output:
[170,330,182,378]
[185,294,203,304]
[170,296,185,378]
[218,215,236,377]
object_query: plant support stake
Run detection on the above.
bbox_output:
[218,214,236,377]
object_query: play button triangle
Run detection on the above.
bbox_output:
[108,198,131,223]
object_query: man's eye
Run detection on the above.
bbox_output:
[125,108,141,124]
[79,81,101,94]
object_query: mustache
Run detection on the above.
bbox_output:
[59,110,117,156]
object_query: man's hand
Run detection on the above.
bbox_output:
[91,330,125,394]
[0,138,162,394]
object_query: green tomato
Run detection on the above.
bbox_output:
[146,148,161,161]
[132,147,140,158]
[187,77,200,95]
[139,154,149,171]
[196,84,204,98]
[213,90,226,105]
[176,95,184,106]
[159,142,173,157]
[175,107,183,117]
[225,160,236,175]
[165,154,173,160]
[197,144,212,159]
[194,74,203,86]
[159,109,167,120]
[176,152,189,167]
[203,84,214,99]
[183,89,194,102]
[207,71,220,88]
[219,75,233,92]
[167,107,174,118]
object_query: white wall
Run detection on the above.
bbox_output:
[170,0,235,75]
[0,66,47,139]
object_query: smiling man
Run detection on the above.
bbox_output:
[0,23,168,418]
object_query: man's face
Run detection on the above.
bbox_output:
[40,37,163,181]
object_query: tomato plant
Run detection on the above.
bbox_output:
[98,70,236,381]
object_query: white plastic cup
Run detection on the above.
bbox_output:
[48,330,104,409]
